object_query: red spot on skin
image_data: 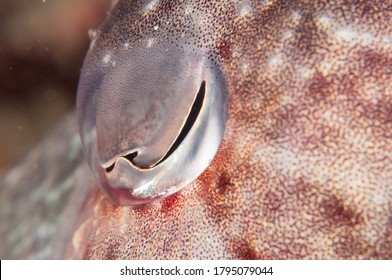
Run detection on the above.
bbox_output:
[216,41,231,60]
[134,203,154,216]
[236,241,259,259]
[308,72,332,104]
[217,172,234,195]
[319,195,360,227]
[160,193,180,214]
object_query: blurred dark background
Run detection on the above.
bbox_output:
[0,0,113,173]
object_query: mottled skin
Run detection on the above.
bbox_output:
[1,0,392,259]
[72,0,392,258]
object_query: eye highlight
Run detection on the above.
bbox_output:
[76,41,228,205]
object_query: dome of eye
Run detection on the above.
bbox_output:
[77,39,228,205]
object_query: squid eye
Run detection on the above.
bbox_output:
[105,80,206,173]
[76,42,228,205]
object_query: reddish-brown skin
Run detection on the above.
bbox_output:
[65,0,392,259]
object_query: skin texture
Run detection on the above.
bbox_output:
[0,0,391,259]
[71,0,392,259]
